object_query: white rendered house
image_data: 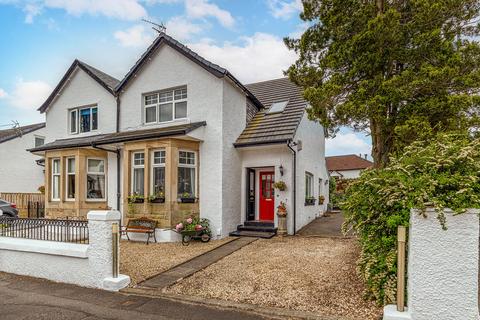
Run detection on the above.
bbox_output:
[0,123,46,193]
[30,32,329,239]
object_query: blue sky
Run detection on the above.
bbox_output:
[0,0,371,157]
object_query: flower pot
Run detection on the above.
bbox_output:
[179,197,196,203]
[150,197,165,203]
[129,198,144,204]
[277,215,287,236]
[305,198,315,206]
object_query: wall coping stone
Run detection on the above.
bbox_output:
[0,237,88,258]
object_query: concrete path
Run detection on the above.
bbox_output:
[297,211,352,237]
[139,237,257,289]
[0,272,270,320]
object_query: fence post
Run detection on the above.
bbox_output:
[397,226,406,312]
[112,222,119,278]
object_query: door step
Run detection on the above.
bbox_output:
[229,230,276,239]
[229,221,277,238]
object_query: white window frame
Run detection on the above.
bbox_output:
[66,157,76,201]
[143,87,187,125]
[86,157,106,202]
[51,158,61,201]
[69,109,78,134]
[150,149,166,196]
[131,152,145,195]
[69,105,98,135]
[177,150,197,197]
[305,172,314,198]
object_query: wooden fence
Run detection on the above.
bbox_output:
[0,193,45,218]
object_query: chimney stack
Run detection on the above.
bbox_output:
[364,154,368,159]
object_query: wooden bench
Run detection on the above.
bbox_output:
[122,217,157,244]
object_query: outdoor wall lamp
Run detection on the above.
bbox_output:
[279,165,284,176]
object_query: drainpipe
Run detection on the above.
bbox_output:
[115,95,121,212]
[287,140,297,235]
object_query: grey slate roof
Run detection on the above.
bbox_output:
[234,77,307,147]
[29,122,206,152]
[38,60,120,113]
[0,123,45,144]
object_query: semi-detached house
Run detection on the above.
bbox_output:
[29,32,329,240]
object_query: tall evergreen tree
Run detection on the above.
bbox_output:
[285,0,480,167]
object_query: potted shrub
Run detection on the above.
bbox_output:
[273,181,287,191]
[178,192,196,203]
[128,193,144,204]
[148,191,165,203]
[305,196,316,206]
[318,195,325,205]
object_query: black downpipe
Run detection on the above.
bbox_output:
[115,95,121,212]
[287,140,297,235]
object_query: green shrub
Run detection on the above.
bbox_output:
[342,134,480,305]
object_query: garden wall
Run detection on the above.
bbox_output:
[0,210,130,291]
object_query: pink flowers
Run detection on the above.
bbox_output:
[175,223,184,231]
[186,217,193,224]
[195,224,203,231]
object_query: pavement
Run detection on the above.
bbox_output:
[139,236,257,289]
[0,272,272,320]
[297,211,352,237]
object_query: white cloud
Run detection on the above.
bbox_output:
[4,0,148,22]
[0,88,7,99]
[143,0,181,3]
[8,79,52,110]
[114,25,154,47]
[267,0,302,20]
[185,0,234,28]
[165,16,203,41]
[326,131,372,158]
[188,33,297,83]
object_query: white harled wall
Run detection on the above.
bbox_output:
[44,67,117,142]
[293,112,329,231]
[0,127,46,193]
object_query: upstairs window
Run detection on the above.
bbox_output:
[305,172,313,198]
[69,106,98,134]
[144,87,187,124]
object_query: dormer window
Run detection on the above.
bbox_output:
[144,87,187,124]
[69,106,98,134]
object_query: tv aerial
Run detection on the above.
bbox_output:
[142,18,166,34]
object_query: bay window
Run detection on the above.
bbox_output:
[151,150,165,195]
[178,151,196,198]
[51,159,60,201]
[144,87,187,124]
[86,158,105,200]
[69,106,98,134]
[132,152,145,195]
[66,158,75,200]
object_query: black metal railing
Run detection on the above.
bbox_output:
[0,217,89,244]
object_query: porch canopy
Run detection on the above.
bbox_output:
[28,121,206,153]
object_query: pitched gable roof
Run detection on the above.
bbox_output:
[0,123,45,144]
[234,77,307,147]
[326,154,373,171]
[114,32,263,109]
[38,59,120,113]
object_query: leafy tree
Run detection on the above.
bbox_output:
[285,0,480,167]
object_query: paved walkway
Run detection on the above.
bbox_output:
[0,272,269,320]
[139,237,257,289]
[297,211,352,237]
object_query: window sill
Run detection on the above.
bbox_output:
[85,199,106,203]
[143,118,189,128]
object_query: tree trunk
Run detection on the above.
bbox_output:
[371,118,392,168]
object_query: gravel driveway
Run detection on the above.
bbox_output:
[166,237,382,320]
[120,238,233,286]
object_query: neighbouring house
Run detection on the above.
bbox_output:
[29,32,329,240]
[326,154,373,179]
[0,123,46,193]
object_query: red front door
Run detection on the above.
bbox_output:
[259,171,275,221]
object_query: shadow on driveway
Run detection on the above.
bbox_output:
[297,211,353,237]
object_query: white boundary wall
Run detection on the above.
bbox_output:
[0,210,130,291]
[384,208,479,320]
